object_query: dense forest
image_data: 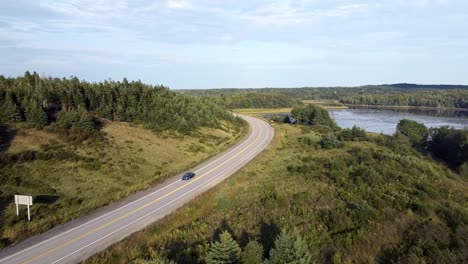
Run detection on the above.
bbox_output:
[180,84,468,109]
[339,90,468,108]
[210,92,302,109]
[0,72,241,135]
[87,105,468,264]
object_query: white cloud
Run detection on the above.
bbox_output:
[167,0,191,9]
[39,0,128,18]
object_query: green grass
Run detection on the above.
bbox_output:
[302,100,348,109]
[0,121,246,248]
[233,108,293,116]
[85,122,468,264]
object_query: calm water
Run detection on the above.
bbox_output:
[329,107,468,135]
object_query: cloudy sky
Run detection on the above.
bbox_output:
[1,0,467,88]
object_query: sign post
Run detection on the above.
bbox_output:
[14,195,33,221]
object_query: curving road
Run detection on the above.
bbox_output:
[0,114,274,264]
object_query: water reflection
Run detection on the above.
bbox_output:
[348,106,468,118]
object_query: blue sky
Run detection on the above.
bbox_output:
[1,0,468,89]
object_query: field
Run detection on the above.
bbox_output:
[233,100,347,116]
[85,119,468,263]
[302,100,348,109]
[0,120,246,248]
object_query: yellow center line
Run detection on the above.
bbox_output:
[22,122,265,264]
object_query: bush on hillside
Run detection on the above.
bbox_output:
[291,105,337,129]
[339,125,368,141]
[396,119,428,147]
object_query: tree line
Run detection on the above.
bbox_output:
[180,84,468,109]
[177,91,302,109]
[396,119,468,172]
[0,72,241,134]
[134,230,311,264]
[339,90,468,108]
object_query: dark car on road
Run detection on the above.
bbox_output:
[182,172,196,180]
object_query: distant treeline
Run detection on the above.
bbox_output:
[340,90,468,108]
[210,92,302,109]
[180,83,468,109]
[0,72,239,134]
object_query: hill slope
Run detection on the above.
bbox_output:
[0,72,246,249]
[86,116,468,263]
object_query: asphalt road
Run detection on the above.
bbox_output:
[0,114,274,264]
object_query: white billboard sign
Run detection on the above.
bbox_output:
[14,195,33,221]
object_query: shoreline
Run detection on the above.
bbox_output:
[343,104,468,112]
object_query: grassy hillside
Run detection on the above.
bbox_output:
[86,114,468,263]
[0,120,245,249]
[0,72,248,249]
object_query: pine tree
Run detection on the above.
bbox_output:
[77,108,95,131]
[265,233,311,264]
[26,101,48,128]
[0,95,21,123]
[206,231,242,264]
[242,240,263,264]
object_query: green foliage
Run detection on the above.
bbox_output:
[459,162,468,178]
[0,94,21,123]
[180,84,468,109]
[291,105,337,129]
[396,119,428,147]
[206,231,242,264]
[339,125,367,141]
[297,133,321,146]
[212,92,301,109]
[131,249,175,264]
[86,121,468,264]
[340,89,468,108]
[427,126,468,168]
[26,101,48,128]
[0,72,240,134]
[265,232,311,264]
[55,109,96,131]
[381,220,459,264]
[242,240,264,264]
[320,133,342,149]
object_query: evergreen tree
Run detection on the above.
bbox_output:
[26,101,48,128]
[77,108,95,131]
[206,231,242,264]
[242,240,263,264]
[0,72,242,134]
[265,233,311,264]
[0,95,21,123]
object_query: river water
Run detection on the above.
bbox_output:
[328,107,468,135]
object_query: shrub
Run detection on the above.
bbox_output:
[297,133,321,146]
[428,126,468,168]
[265,232,311,264]
[339,125,367,141]
[291,105,337,129]
[320,133,342,149]
[396,119,428,147]
[242,240,264,264]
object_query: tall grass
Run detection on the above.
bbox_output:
[0,120,246,248]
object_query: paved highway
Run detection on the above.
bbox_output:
[0,114,274,264]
